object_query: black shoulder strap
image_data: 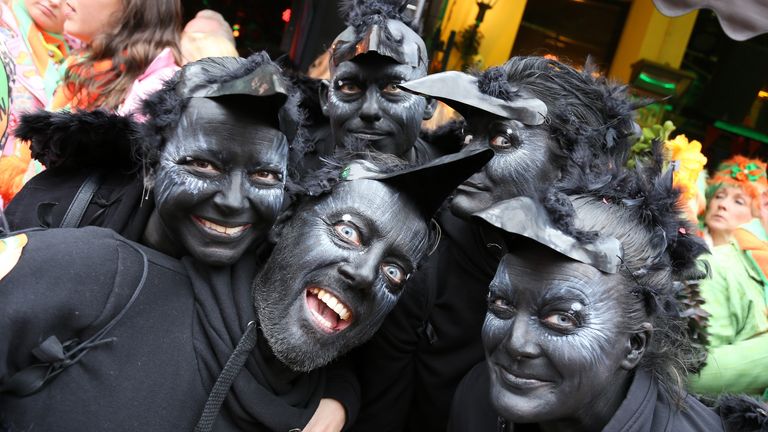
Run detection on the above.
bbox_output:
[59,172,103,228]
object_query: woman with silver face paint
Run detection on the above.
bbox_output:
[448,150,767,431]
[5,53,299,266]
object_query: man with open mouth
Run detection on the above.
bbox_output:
[0,148,491,431]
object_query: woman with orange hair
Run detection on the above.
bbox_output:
[689,155,768,399]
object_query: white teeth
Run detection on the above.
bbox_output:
[198,218,248,236]
[308,287,351,321]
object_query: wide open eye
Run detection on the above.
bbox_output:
[542,312,578,332]
[381,263,406,286]
[250,170,282,186]
[333,221,362,246]
[338,80,362,95]
[182,157,219,175]
[490,134,512,149]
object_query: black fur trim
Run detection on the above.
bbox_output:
[715,395,768,432]
[15,110,142,170]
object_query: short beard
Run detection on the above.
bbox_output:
[252,260,359,372]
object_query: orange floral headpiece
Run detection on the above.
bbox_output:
[708,155,768,202]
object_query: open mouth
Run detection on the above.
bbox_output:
[305,287,353,333]
[192,216,251,237]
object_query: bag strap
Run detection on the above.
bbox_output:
[59,172,102,228]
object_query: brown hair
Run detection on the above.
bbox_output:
[63,0,182,110]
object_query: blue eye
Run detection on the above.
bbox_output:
[542,312,578,331]
[382,263,405,285]
[334,222,361,246]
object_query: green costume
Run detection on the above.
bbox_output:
[689,219,768,399]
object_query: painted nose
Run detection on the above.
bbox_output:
[359,89,382,123]
[503,314,541,359]
[213,172,247,215]
[338,245,384,291]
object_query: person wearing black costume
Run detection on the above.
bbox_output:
[0,149,492,431]
[312,0,443,165]
[350,57,638,431]
[4,53,299,267]
[449,146,768,432]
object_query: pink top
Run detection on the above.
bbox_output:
[117,47,180,116]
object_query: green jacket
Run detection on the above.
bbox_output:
[689,221,768,398]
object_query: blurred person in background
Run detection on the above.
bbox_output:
[0,0,182,204]
[0,0,73,204]
[689,156,768,399]
[180,9,237,64]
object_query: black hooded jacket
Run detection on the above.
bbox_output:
[0,227,323,431]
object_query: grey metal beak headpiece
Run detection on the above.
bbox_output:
[399,71,547,125]
[472,196,624,274]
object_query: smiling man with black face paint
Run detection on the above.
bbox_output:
[314,0,441,165]
[0,149,491,431]
[350,57,640,432]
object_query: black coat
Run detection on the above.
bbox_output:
[449,362,727,432]
[351,210,500,431]
[0,227,323,431]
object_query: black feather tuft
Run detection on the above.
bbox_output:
[477,66,519,101]
[15,110,143,170]
[338,0,411,27]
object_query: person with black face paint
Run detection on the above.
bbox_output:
[313,0,443,165]
[4,53,298,267]
[449,145,768,432]
[350,57,639,432]
[0,149,493,431]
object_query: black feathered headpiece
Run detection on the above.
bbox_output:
[331,0,427,71]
